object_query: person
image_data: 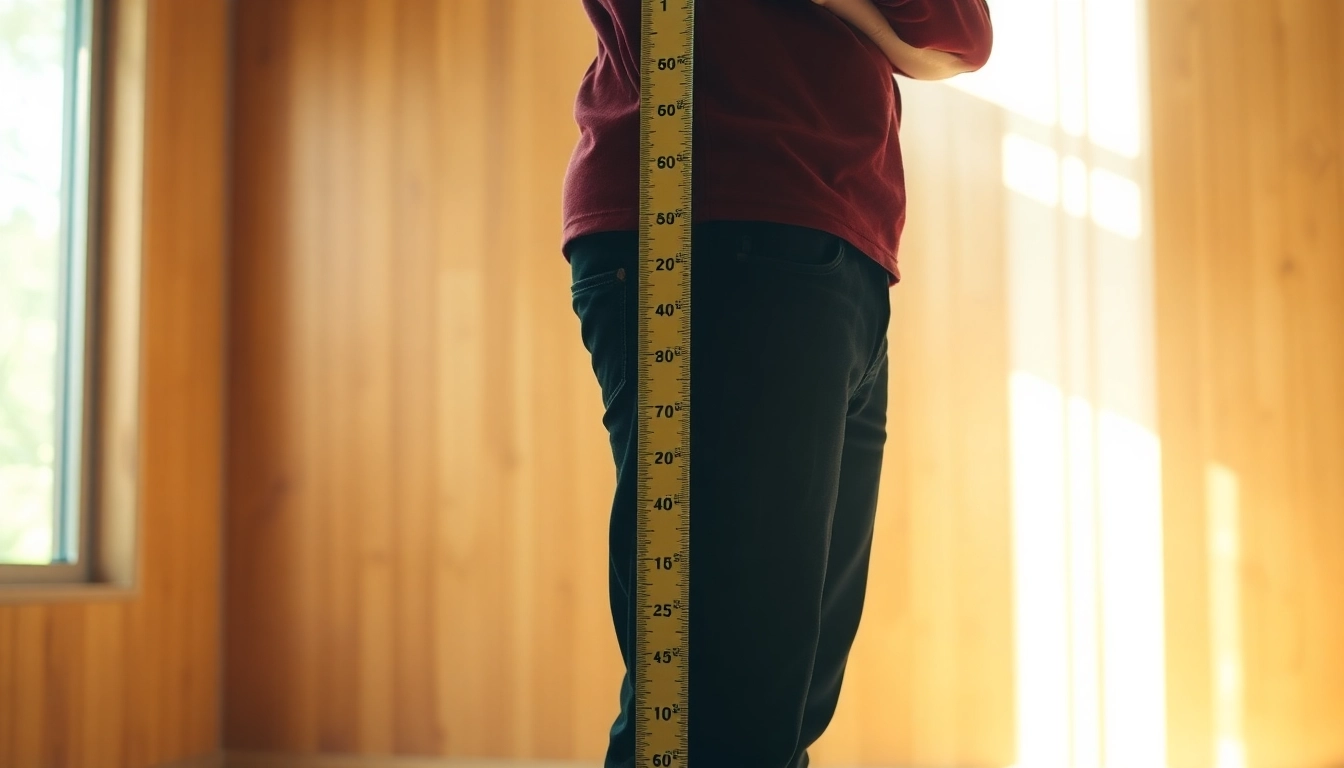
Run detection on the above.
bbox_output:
[562,0,993,765]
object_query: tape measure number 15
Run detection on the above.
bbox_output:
[636,0,693,766]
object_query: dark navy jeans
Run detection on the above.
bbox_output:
[568,221,891,768]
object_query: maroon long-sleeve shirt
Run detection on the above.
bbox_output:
[561,0,993,286]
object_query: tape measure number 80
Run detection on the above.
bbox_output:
[636,0,693,766]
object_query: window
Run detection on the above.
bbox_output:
[1,0,96,580]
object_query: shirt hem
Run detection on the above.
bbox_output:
[562,203,901,287]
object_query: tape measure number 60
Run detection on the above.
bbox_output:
[636,0,693,766]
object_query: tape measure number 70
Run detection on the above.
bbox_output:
[636,0,693,766]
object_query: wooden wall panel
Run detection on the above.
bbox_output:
[1152,1,1344,767]
[226,1,1016,764]
[226,0,621,757]
[0,0,227,766]
[226,0,1343,767]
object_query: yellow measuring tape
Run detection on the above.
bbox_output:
[636,0,693,765]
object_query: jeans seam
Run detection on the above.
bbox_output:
[613,277,628,407]
[851,284,890,400]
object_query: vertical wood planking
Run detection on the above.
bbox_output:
[13,607,45,766]
[0,610,12,765]
[134,0,228,765]
[1152,0,1344,766]
[389,0,442,755]
[225,0,300,751]
[224,0,1343,766]
[226,0,622,757]
[237,0,1011,762]
[83,603,127,768]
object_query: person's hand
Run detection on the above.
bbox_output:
[811,0,975,80]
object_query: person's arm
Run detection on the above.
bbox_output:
[813,0,993,80]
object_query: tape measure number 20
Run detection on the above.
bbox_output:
[636,0,693,766]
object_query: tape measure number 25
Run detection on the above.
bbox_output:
[636,0,693,766]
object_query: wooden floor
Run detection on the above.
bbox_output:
[228,758,607,768]
[222,756,892,768]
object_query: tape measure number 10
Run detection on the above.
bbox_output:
[636,0,693,766]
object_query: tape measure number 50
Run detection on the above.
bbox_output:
[636,0,693,766]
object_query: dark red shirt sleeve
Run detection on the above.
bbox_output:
[874,0,994,70]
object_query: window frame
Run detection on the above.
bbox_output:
[0,0,146,599]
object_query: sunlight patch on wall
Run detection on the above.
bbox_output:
[1090,167,1142,239]
[1097,407,1166,768]
[1207,464,1246,768]
[1084,0,1142,158]
[1003,133,1061,207]
[1002,132,1142,241]
[955,0,1162,763]
[1009,371,1072,768]
[1008,372,1166,768]
[949,0,1143,160]
[947,0,1058,127]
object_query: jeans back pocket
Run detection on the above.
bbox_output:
[571,267,629,410]
[739,222,848,275]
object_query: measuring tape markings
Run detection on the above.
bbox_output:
[636,0,693,766]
